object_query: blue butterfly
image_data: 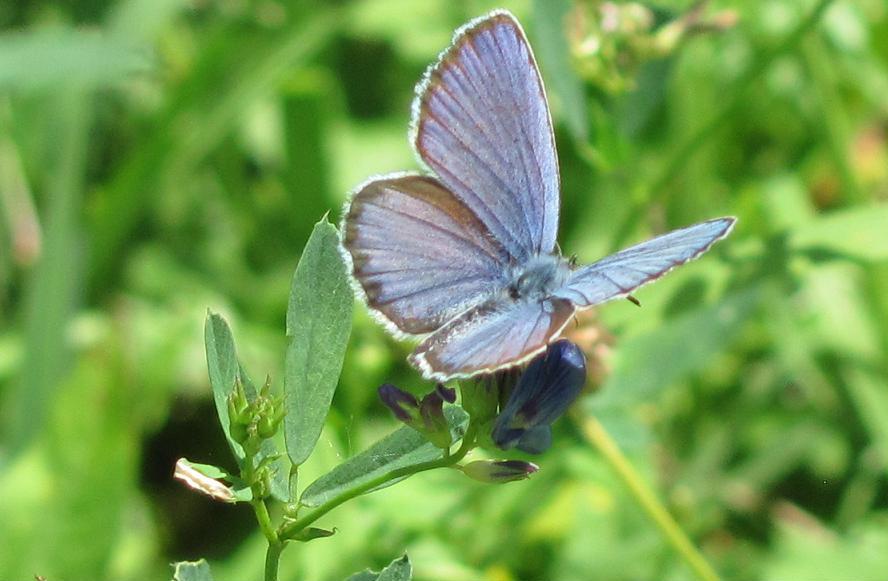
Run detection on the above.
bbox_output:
[341,10,735,381]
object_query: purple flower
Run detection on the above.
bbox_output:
[378,383,454,448]
[492,340,586,454]
[378,383,420,423]
[461,459,539,483]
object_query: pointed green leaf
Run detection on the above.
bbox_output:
[204,316,288,501]
[378,555,412,581]
[301,408,467,507]
[292,526,336,542]
[172,559,214,581]
[345,555,412,581]
[284,217,354,465]
[204,312,245,461]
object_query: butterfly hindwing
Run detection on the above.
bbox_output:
[409,297,576,381]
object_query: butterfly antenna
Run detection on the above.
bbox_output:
[627,294,641,307]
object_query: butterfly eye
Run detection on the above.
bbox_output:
[509,272,534,300]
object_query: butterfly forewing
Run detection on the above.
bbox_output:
[342,174,509,335]
[553,218,736,308]
[414,11,560,262]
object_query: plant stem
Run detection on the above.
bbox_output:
[252,498,279,544]
[278,423,477,540]
[243,436,285,580]
[264,541,283,581]
[581,417,721,581]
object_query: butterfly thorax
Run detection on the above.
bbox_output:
[506,254,572,302]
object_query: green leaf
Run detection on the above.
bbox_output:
[345,555,412,581]
[790,203,888,262]
[202,320,289,500]
[291,526,336,542]
[172,559,214,581]
[204,312,246,461]
[378,555,412,581]
[532,0,588,141]
[301,408,468,508]
[201,322,287,498]
[284,217,354,466]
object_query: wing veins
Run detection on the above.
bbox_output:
[365,197,503,263]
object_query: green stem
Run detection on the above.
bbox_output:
[581,417,721,581]
[242,435,285,580]
[610,0,834,250]
[264,541,284,581]
[252,498,279,544]
[279,423,477,540]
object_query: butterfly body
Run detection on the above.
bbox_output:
[506,254,572,302]
[340,10,736,381]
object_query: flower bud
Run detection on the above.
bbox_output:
[256,395,286,439]
[492,340,586,454]
[436,384,457,404]
[461,460,539,483]
[256,415,276,439]
[378,383,454,448]
[227,379,253,444]
[461,372,512,423]
[378,384,420,423]
[419,389,452,449]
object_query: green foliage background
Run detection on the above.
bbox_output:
[2,0,888,579]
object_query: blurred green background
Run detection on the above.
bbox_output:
[2,0,888,579]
